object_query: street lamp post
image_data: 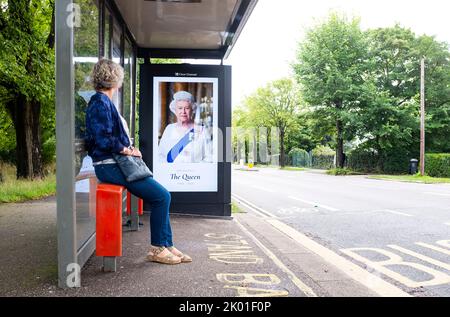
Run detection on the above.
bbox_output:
[420,57,426,176]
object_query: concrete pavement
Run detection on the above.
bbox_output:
[0,195,387,297]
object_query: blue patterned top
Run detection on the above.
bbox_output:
[85,92,131,163]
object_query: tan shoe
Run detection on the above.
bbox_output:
[147,247,182,265]
[168,247,193,263]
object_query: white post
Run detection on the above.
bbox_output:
[420,58,426,176]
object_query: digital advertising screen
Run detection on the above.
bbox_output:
[152,76,219,192]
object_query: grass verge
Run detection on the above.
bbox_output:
[0,164,56,203]
[280,166,306,171]
[367,174,450,184]
[232,202,246,214]
[252,164,306,171]
[327,168,364,176]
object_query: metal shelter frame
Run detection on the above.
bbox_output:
[55,0,257,288]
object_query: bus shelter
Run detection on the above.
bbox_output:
[55,0,257,288]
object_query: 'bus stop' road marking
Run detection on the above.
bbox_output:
[216,273,289,297]
[204,233,264,265]
[234,219,318,297]
[415,242,450,256]
[341,241,450,289]
[232,194,410,297]
[341,246,450,289]
[288,196,340,212]
[266,219,410,297]
[388,244,450,272]
[204,233,289,297]
[437,240,450,248]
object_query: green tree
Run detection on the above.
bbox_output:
[0,0,55,179]
[293,13,368,168]
[367,26,420,103]
[231,106,250,163]
[244,78,301,167]
[351,83,418,172]
[0,102,15,162]
[353,26,450,172]
[285,111,318,154]
[349,26,421,172]
[415,35,450,152]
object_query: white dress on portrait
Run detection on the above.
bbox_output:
[158,123,213,164]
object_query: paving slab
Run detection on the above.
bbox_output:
[0,197,382,297]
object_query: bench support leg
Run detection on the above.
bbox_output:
[103,257,117,272]
[130,194,140,232]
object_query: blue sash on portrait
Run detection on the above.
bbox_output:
[167,128,195,163]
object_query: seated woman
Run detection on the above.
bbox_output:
[85,59,192,265]
[158,91,213,164]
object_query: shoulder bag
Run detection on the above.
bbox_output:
[112,153,153,183]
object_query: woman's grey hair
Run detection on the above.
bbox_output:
[91,58,124,91]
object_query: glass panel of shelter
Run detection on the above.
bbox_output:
[72,0,137,250]
[104,11,112,60]
[74,0,100,251]
[112,19,123,114]
[123,38,133,134]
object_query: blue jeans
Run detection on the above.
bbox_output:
[94,164,173,247]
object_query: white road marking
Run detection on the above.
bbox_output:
[437,240,450,249]
[251,185,276,193]
[234,218,317,297]
[288,196,340,212]
[388,245,450,272]
[277,206,318,215]
[341,247,450,288]
[416,242,450,256]
[232,194,277,218]
[232,196,409,296]
[380,209,414,217]
[426,192,450,197]
[266,218,410,296]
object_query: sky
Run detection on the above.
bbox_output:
[225,0,450,108]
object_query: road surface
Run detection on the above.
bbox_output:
[232,167,450,297]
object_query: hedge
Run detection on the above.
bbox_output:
[347,148,413,174]
[347,150,379,173]
[312,154,335,169]
[426,154,450,178]
[289,148,311,167]
[309,146,335,169]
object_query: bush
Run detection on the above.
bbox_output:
[426,153,450,178]
[0,105,16,164]
[289,148,311,167]
[312,145,335,156]
[311,146,335,169]
[42,135,56,165]
[381,148,412,174]
[312,154,335,169]
[347,150,379,173]
[347,147,413,174]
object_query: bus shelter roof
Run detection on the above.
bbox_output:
[114,0,258,59]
